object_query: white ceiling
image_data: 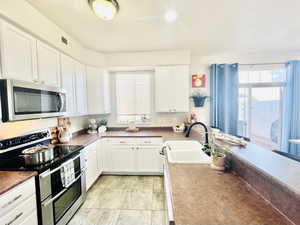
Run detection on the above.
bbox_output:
[26,0,300,55]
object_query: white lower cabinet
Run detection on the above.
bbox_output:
[136,146,162,173]
[20,211,38,225]
[96,140,104,176]
[84,142,98,191]
[0,177,37,225]
[103,138,163,174]
[110,145,136,172]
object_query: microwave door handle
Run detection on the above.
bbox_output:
[58,93,64,112]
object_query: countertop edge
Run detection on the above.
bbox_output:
[0,171,37,195]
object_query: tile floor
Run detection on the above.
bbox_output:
[68,175,166,225]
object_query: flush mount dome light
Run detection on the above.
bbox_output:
[164,10,177,22]
[89,0,119,21]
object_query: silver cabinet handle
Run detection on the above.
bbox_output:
[42,174,82,207]
[6,212,23,225]
[2,194,22,209]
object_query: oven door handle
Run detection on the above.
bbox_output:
[40,154,81,179]
[42,174,82,207]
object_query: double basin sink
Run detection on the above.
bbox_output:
[163,141,211,164]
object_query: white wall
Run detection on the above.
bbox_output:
[107,50,191,67]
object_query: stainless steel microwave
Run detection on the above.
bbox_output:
[0,79,66,122]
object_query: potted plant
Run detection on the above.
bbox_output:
[190,91,209,107]
[206,144,231,171]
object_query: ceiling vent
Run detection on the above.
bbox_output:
[61,36,68,45]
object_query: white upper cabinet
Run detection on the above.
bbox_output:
[75,62,88,115]
[60,54,77,115]
[36,40,60,87]
[86,66,111,115]
[0,21,37,81]
[155,65,190,112]
[102,70,111,114]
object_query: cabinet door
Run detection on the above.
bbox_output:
[96,140,104,176]
[103,70,111,114]
[75,62,88,115]
[36,41,60,87]
[19,211,38,225]
[154,67,173,112]
[110,146,136,172]
[136,146,162,172]
[0,21,37,81]
[155,66,189,112]
[86,66,106,114]
[61,54,77,115]
[172,65,189,112]
[86,143,98,190]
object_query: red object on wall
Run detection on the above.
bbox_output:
[192,74,206,88]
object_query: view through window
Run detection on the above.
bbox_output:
[115,72,151,124]
[238,66,286,150]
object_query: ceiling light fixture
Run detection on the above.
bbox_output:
[164,10,177,22]
[88,0,119,21]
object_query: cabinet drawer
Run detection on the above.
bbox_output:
[107,138,137,145]
[19,211,38,225]
[0,177,35,216]
[135,138,163,145]
[1,194,36,225]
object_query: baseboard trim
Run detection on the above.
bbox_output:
[102,171,163,176]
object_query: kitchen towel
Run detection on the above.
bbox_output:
[60,160,75,188]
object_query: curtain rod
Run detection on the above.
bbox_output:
[240,62,284,66]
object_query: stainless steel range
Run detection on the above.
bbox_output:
[0,129,86,225]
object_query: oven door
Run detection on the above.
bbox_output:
[41,154,86,225]
[3,79,66,122]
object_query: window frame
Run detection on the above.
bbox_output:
[238,72,286,149]
[114,71,152,125]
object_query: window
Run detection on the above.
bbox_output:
[238,65,286,150]
[115,72,151,124]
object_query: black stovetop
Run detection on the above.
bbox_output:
[0,145,84,173]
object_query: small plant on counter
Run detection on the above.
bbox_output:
[99,119,108,126]
[190,90,209,107]
[205,143,232,171]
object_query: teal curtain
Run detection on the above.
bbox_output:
[281,60,300,156]
[210,64,239,135]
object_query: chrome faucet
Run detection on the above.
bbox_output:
[185,122,210,150]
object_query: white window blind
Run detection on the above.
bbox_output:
[115,72,151,123]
